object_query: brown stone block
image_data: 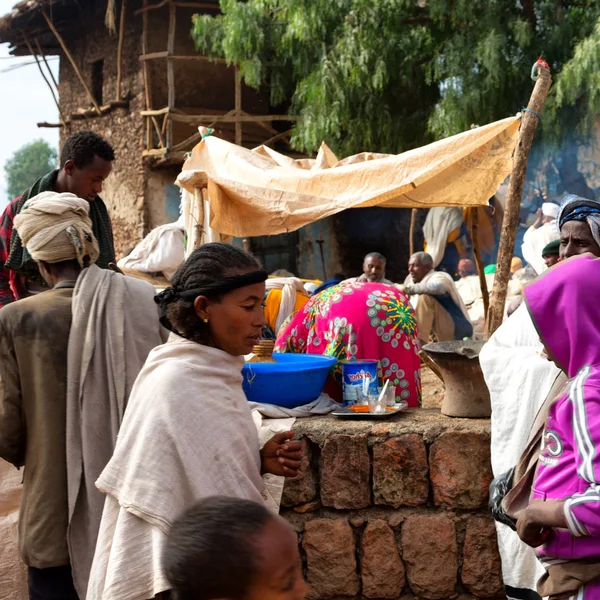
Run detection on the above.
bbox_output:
[303,518,360,599]
[361,519,405,599]
[373,434,429,507]
[320,434,371,509]
[402,514,458,599]
[282,438,317,507]
[430,431,493,509]
[461,515,503,597]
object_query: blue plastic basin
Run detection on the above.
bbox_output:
[242,353,337,408]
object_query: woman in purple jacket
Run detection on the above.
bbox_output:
[517,254,600,598]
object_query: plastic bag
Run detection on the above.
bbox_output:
[489,467,517,531]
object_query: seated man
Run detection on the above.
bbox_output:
[402,252,472,345]
[542,239,560,268]
[350,252,393,284]
[457,258,476,279]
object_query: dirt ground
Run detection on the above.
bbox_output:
[421,365,444,409]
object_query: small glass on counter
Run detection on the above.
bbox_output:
[367,391,386,414]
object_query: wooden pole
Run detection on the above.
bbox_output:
[115,0,127,101]
[166,1,176,150]
[470,208,489,324]
[24,36,67,127]
[234,65,242,146]
[485,66,552,336]
[34,38,61,94]
[42,8,102,115]
[409,208,417,256]
[141,0,152,149]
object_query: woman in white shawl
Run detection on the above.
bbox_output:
[87,243,303,600]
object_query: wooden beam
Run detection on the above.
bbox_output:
[24,36,67,127]
[234,65,242,145]
[470,208,489,324]
[486,66,552,337]
[166,0,176,150]
[134,0,217,15]
[115,0,127,101]
[140,107,170,116]
[139,51,226,63]
[142,148,167,157]
[41,8,102,115]
[169,113,297,124]
[37,122,65,128]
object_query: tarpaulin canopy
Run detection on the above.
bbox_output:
[176,115,520,238]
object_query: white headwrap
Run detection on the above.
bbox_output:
[13,191,100,266]
[542,202,560,220]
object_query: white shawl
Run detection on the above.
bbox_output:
[66,265,165,599]
[479,303,560,593]
[87,335,264,600]
[423,207,464,267]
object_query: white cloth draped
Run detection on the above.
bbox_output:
[423,207,464,267]
[479,303,560,593]
[66,265,165,599]
[521,221,559,275]
[87,335,264,600]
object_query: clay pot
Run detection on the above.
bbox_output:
[422,341,491,418]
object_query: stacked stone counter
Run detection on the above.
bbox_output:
[280,409,503,600]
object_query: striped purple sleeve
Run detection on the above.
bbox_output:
[564,366,600,537]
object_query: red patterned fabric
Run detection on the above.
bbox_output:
[0,198,28,307]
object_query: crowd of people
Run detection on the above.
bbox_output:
[1,129,600,600]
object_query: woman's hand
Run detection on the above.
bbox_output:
[261,431,303,477]
[516,500,566,548]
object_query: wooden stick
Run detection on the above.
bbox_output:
[262,128,292,147]
[115,0,127,101]
[41,8,102,115]
[470,208,489,324]
[34,38,61,93]
[166,0,176,150]
[409,208,417,256]
[24,36,67,127]
[37,122,65,128]
[486,66,552,336]
[141,0,153,149]
[234,65,242,146]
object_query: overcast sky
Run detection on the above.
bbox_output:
[0,0,59,209]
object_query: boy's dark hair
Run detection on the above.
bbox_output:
[163,496,272,600]
[166,242,260,341]
[60,131,115,169]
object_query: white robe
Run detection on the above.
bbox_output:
[479,303,560,594]
[423,207,464,268]
[521,221,559,275]
[87,336,264,600]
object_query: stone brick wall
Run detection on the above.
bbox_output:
[280,410,503,600]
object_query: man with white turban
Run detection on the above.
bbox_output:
[521,202,560,275]
[0,192,165,600]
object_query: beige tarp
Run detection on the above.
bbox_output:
[176,116,520,238]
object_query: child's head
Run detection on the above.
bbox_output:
[163,496,307,600]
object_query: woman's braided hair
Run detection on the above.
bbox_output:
[167,242,260,343]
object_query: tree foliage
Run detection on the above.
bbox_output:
[4,139,57,200]
[192,1,600,195]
